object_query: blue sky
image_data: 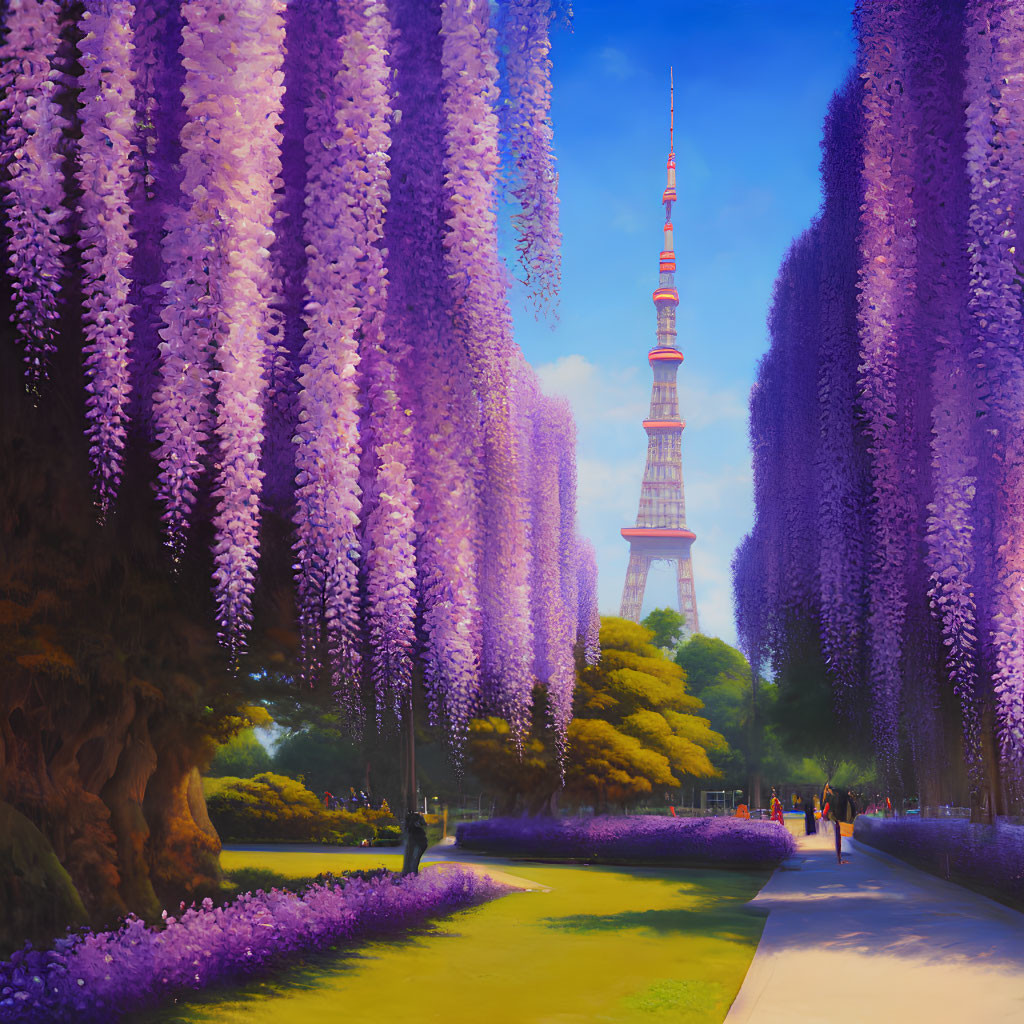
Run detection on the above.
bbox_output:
[507,1,857,645]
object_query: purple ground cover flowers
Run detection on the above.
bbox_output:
[855,816,1024,907]
[457,815,794,866]
[0,867,505,1023]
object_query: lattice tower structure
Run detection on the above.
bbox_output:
[619,71,700,635]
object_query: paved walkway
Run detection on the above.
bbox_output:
[725,827,1024,1024]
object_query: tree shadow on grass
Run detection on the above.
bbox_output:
[538,864,771,946]
[133,864,774,1021]
[131,920,468,1023]
[542,903,767,945]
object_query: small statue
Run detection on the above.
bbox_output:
[402,811,428,875]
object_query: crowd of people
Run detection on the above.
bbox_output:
[734,783,887,866]
[321,787,387,812]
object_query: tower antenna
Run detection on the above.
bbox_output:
[669,66,674,154]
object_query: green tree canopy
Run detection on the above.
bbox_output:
[674,634,789,795]
[673,634,876,798]
[640,607,688,650]
[466,617,726,814]
[769,640,874,782]
[674,634,750,692]
[208,727,273,779]
[270,724,365,799]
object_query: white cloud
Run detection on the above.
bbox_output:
[684,464,752,514]
[535,352,752,648]
[538,353,746,433]
[598,46,636,81]
[677,378,747,428]
[537,354,647,425]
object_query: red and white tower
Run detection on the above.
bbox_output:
[619,71,700,634]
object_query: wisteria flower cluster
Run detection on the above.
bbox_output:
[734,0,1024,788]
[0,0,67,397]
[0,0,594,751]
[456,815,795,866]
[0,867,507,1023]
[855,816,1024,908]
[496,0,561,315]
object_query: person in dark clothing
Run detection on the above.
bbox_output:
[401,811,429,875]
[801,793,816,835]
[845,789,859,832]
[821,782,848,864]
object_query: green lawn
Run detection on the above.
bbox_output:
[139,850,770,1024]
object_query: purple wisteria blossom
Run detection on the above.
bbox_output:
[963,0,1024,765]
[440,0,535,743]
[855,816,1024,907]
[76,0,138,517]
[457,815,795,865]
[206,0,286,658]
[385,0,485,744]
[575,536,601,667]
[736,0,1024,790]
[527,381,575,762]
[152,0,224,562]
[0,0,595,761]
[854,0,920,773]
[0,0,68,396]
[0,868,507,1024]
[126,0,185,431]
[497,0,561,315]
[292,0,369,710]
[815,74,868,710]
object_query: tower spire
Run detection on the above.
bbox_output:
[669,66,674,155]
[619,69,700,634]
[662,69,677,212]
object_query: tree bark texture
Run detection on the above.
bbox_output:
[0,352,255,943]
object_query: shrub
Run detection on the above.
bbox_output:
[854,816,1024,908]
[0,868,507,1023]
[205,774,398,845]
[373,826,402,846]
[456,815,794,866]
[207,729,272,778]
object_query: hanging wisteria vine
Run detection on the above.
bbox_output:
[0,0,593,754]
[735,0,1024,796]
[76,0,138,517]
[496,0,561,315]
[962,0,1024,766]
[127,0,185,429]
[439,0,536,744]
[0,0,67,396]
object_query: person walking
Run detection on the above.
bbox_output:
[845,789,859,831]
[770,788,785,824]
[801,792,816,835]
[821,781,848,864]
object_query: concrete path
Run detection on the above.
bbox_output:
[725,826,1024,1024]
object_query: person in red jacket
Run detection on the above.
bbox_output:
[770,788,785,824]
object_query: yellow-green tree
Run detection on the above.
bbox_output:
[467,617,726,814]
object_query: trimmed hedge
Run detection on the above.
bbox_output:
[0,868,506,1023]
[854,816,1024,908]
[456,815,794,866]
[205,773,397,844]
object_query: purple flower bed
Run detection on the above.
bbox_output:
[0,868,505,1023]
[854,816,1024,908]
[456,815,794,866]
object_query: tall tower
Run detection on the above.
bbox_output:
[619,71,700,635]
